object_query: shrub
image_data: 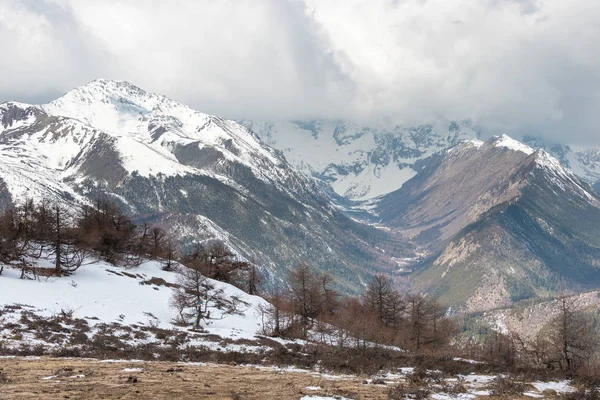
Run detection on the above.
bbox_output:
[406,366,444,387]
[387,384,430,400]
[487,376,528,398]
[558,388,600,400]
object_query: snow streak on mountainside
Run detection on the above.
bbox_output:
[240,119,479,200]
[0,80,399,292]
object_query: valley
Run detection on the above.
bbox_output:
[2,80,600,398]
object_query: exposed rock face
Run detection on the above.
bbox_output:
[3,80,600,306]
[524,136,600,188]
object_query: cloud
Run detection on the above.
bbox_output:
[0,0,116,102]
[1,0,599,145]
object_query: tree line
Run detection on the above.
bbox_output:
[260,264,456,353]
[0,198,154,276]
[0,198,259,291]
[458,294,600,375]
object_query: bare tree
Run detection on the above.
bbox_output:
[288,262,322,336]
[47,204,87,275]
[139,225,168,259]
[161,239,177,271]
[170,264,212,329]
[245,263,261,295]
[0,208,21,276]
[363,274,404,328]
[259,287,287,336]
[182,240,248,285]
[0,200,51,279]
[539,295,598,371]
[320,273,340,318]
[77,199,138,265]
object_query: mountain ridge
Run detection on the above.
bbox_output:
[242,118,600,202]
[240,119,480,201]
[376,135,600,311]
[0,80,402,292]
[2,80,600,308]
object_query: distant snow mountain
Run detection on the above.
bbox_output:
[523,136,600,188]
[0,80,397,292]
[240,120,600,202]
[239,119,479,201]
[377,134,600,312]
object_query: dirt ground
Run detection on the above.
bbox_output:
[0,356,391,399]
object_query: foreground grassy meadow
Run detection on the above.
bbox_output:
[0,356,391,399]
[1,356,580,400]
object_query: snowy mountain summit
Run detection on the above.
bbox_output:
[0,80,390,291]
[37,79,290,186]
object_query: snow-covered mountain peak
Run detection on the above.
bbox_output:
[530,148,578,182]
[29,79,289,186]
[0,80,317,212]
[522,136,600,188]
[532,149,563,170]
[51,79,169,109]
[526,148,600,205]
[489,134,535,155]
[1,100,35,110]
[43,79,202,134]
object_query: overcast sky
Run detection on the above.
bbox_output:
[1,0,599,145]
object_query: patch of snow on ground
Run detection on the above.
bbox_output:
[452,357,484,364]
[459,374,496,384]
[300,397,353,400]
[524,392,545,398]
[531,380,575,393]
[431,394,477,400]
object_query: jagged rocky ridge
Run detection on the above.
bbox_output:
[240,119,480,201]
[0,80,401,292]
[377,135,600,312]
[242,120,600,203]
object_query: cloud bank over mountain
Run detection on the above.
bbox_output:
[1,0,599,145]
